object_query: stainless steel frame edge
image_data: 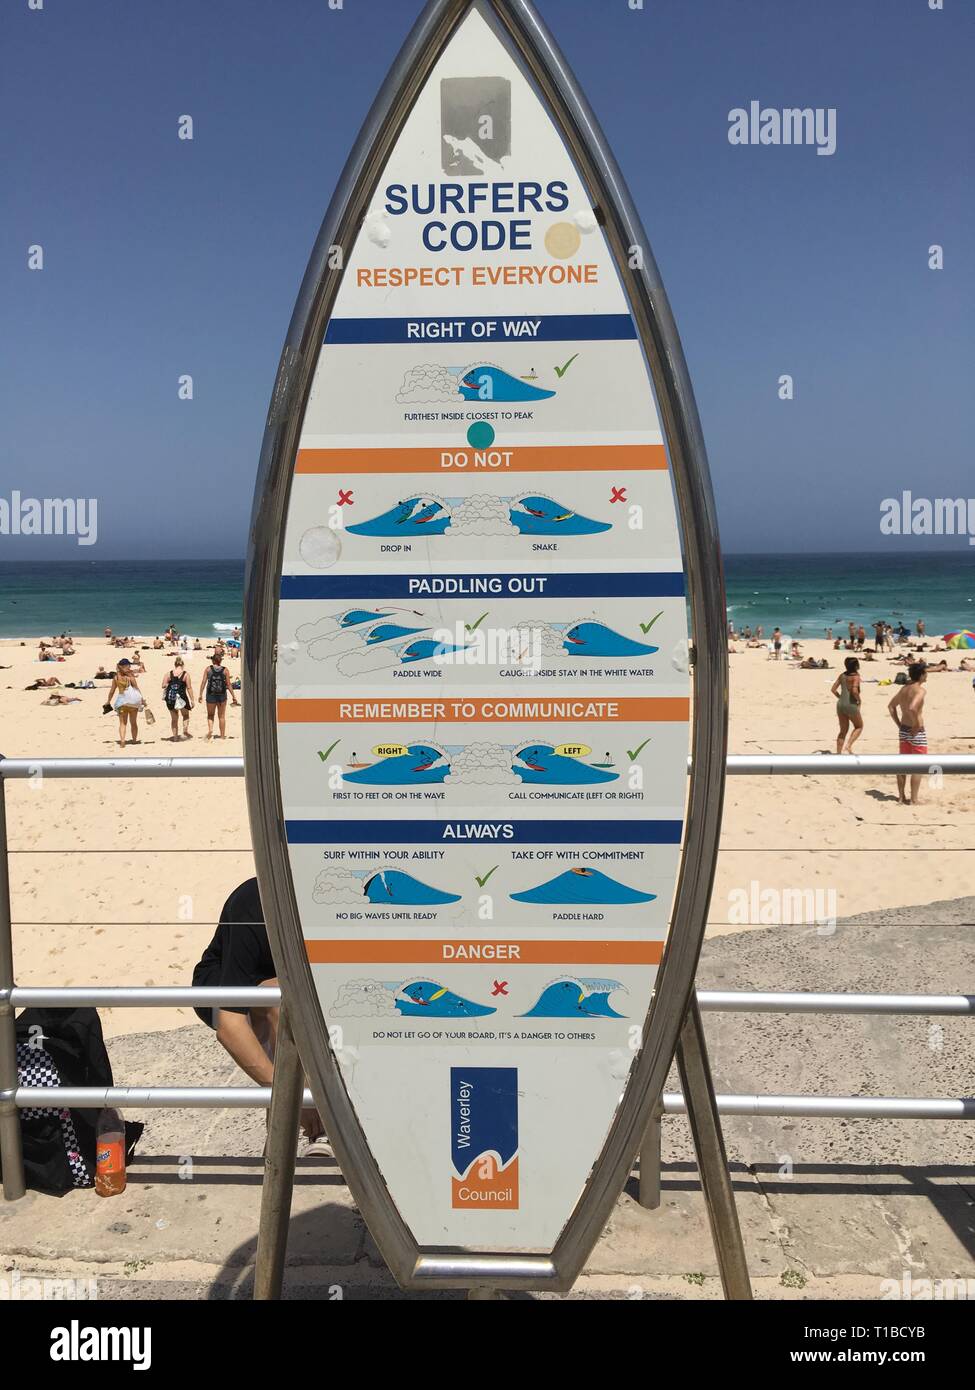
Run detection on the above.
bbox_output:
[487,0,729,1282]
[243,0,728,1294]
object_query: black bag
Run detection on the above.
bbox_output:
[2,1008,143,1195]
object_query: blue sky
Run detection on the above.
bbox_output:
[1,0,972,559]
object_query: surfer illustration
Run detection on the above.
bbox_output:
[362,869,461,906]
[519,978,626,1020]
[339,608,396,627]
[458,362,555,402]
[512,743,618,785]
[343,744,450,785]
[346,496,451,537]
[511,866,656,906]
[396,981,495,1018]
[561,621,658,658]
[363,621,429,645]
[399,637,469,663]
[509,494,611,536]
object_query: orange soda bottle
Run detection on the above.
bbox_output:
[95,1107,126,1196]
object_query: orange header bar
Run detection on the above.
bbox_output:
[305,939,664,965]
[278,696,689,724]
[296,444,666,474]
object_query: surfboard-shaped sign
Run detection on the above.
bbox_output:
[245,0,726,1292]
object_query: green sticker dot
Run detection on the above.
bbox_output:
[467,421,495,449]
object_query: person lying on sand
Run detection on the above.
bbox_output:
[25,676,61,690]
[42,693,81,705]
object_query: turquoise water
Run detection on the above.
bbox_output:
[0,560,244,638]
[725,552,973,638]
[0,553,971,639]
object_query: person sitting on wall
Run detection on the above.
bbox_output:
[192,878,328,1154]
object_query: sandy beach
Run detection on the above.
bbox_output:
[1,631,973,1039]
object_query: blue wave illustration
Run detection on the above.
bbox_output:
[340,608,394,627]
[459,365,555,402]
[562,621,658,658]
[364,623,428,644]
[346,497,451,537]
[519,979,626,1019]
[344,746,450,785]
[363,870,460,906]
[396,981,495,1018]
[399,639,468,663]
[511,867,656,905]
[510,496,610,536]
[513,744,618,785]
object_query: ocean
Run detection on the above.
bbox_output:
[0,559,245,639]
[724,552,973,639]
[0,553,971,639]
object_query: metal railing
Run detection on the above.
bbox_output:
[2,753,973,1203]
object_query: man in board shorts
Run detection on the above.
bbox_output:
[887,662,929,806]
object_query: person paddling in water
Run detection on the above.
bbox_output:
[162,656,194,741]
[199,649,238,740]
[107,658,143,749]
[830,656,863,753]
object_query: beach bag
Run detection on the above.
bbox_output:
[114,686,142,710]
[165,673,187,710]
[3,1008,143,1196]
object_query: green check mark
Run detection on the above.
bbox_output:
[626,738,651,761]
[465,612,489,634]
[640,611,664,635]
[475,866,499,888]
[554,353,579,378]
[317,740,341,761]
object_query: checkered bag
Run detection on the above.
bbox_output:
[16,1039,92,1188]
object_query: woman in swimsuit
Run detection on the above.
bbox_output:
[199,653,239,741]
[830,656,863,754]
[107,658,144,748]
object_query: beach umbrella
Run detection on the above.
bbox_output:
[945,631,975,649]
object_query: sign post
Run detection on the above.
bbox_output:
[245,0,749,1296]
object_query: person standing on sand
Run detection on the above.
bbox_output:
[162,656,193,741]
[888,662,928,805]
[831,657,863,753]
[107,658,143,749]
[199,651,238,740]
[916,618,926,639]
[772,627,782,660]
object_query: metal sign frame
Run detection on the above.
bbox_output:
[244,0,734,1293]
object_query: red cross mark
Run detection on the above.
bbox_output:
[610,486,627,504]
[491,980,509,996]
[337,489,354,506]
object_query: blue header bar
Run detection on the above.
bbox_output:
[325,314,637,345]
[281,571,685,600]
[285,819,682,845]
